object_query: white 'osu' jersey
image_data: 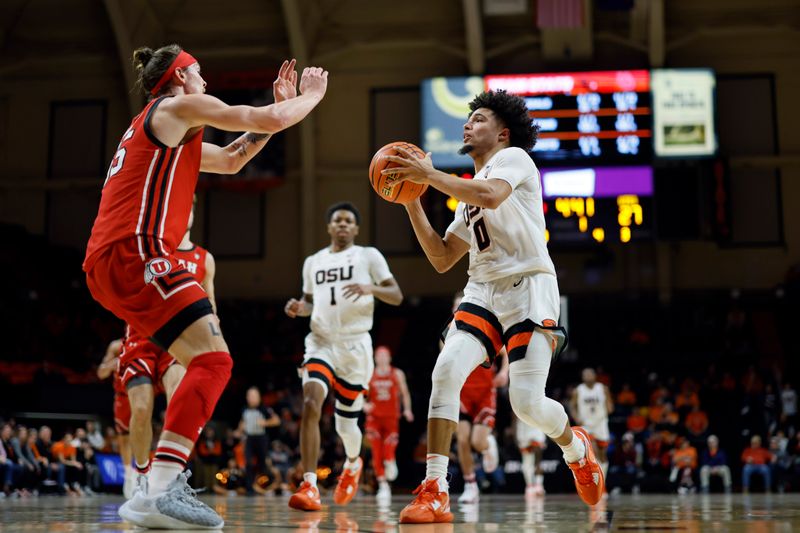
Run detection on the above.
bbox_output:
[446,147,556,283]
[302,245,393,337]
[576,383,609,424]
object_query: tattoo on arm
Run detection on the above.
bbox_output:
[233,132,272,158]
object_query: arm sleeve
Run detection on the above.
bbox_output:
[445,202,471,243]
[487,148,536,190]
[301,256,313,294]
[366,248,393,284]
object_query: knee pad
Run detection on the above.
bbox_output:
[509,386,567,438]
[429,331,486,422]
[334,409,362,458]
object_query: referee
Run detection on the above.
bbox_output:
[239,386,280,494]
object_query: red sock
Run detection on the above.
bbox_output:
[163,351,232,441]
[383,433,398,462]
[370,436,385,478]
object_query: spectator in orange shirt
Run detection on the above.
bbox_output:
[741,435,774,493]
[52,432,84,495]
[617,384,637,407]
[685,405,709,440]
[627,408,648,436]
[670,439,698,493]
[675,387,700,418]
[195,426,223,491]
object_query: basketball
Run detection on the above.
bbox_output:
[368,141,428,204]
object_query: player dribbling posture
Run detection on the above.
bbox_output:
[285,203,403,511]
[84,43,326,528]
[384,90,604,524]
[516,415,547,499]
[570,368,614,485]
[364,345,413,501]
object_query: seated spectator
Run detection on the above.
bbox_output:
[85,421,105,451]
[52,431,85,495]
[101,427,118,454]
[0,426,21,497]
[670,439,698,494]
[741,435,774,493]
[10,426,37,494]
[608,432,641,494]
[655,403,680,433]
[617,383,637,407]
[195,426,223,491]
[769,433,792,494]
[627,408,648,437]
[675,384,700,418]
[35,426,65,494]
[18,427,42,492]
[213,458,247,496]
[685,404,710,441]
[699,435,731,493]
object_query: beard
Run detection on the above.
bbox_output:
[458,143,474,155]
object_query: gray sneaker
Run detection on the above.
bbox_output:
[119,470,223,530]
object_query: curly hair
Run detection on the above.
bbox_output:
[468,90,539,151]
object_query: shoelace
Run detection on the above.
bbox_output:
[168,473,206,509]
[410,480,438,505]
[571,462,594,484]
[298,481,315,492]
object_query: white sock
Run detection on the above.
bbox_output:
[560,433,586,463]
[521,451,535,486]
[425,453,449,490]
[303,472,318,487]
[601,461,609,479]
[124,465,134,478]
[345,458,361,472]
[148,462,183,494]
[535,474,544,485]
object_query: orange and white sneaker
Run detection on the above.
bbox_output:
[333,458,362,505]
[289,481,322,511]
[399,478,454,524]
[566,426,605,506]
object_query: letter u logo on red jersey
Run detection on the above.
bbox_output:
[144,257,172,284]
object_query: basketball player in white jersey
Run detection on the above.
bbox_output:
[383,89,604,523]
[515,415,547,499]
[284,202,403,511]
[570,368,614,484]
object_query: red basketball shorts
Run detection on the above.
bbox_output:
[85,238,212,349]
[366,415,400,442]
[114,390,131,434]
[119,332,177,393]
[459,385,497,428]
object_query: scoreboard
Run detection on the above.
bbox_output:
[485,70,651,164]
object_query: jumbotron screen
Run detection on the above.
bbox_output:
[422,71,652,168]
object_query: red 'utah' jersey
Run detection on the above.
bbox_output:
[368,367,400,419]
[172,244,208,284]
[84,96,203,271]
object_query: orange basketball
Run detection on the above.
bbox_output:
[368,141,428,204]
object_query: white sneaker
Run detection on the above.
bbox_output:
[458,481,480,504]
[123,470,136,499]
[135,473,149,496]
[482,434,499,473]
[376,481,391,502]
[119,470,223,529]
[384,460,398,482]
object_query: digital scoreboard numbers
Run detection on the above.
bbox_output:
[540,166,653,245]
[485,70,652,164]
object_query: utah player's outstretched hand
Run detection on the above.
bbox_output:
[299,67,328,99]
[273,59,298,103]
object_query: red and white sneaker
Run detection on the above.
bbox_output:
[333,458,362,505]
[399,478,454,524]
[289,481,322,511]
[566,427,605,506]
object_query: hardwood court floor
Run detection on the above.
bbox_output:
[0,492,798,531]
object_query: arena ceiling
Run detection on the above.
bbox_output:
[2,0,798,88]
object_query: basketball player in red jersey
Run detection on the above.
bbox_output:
[97,338,135,498]
[84,44,327,529]
[363,345,413,501]
[118,202,216,497]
